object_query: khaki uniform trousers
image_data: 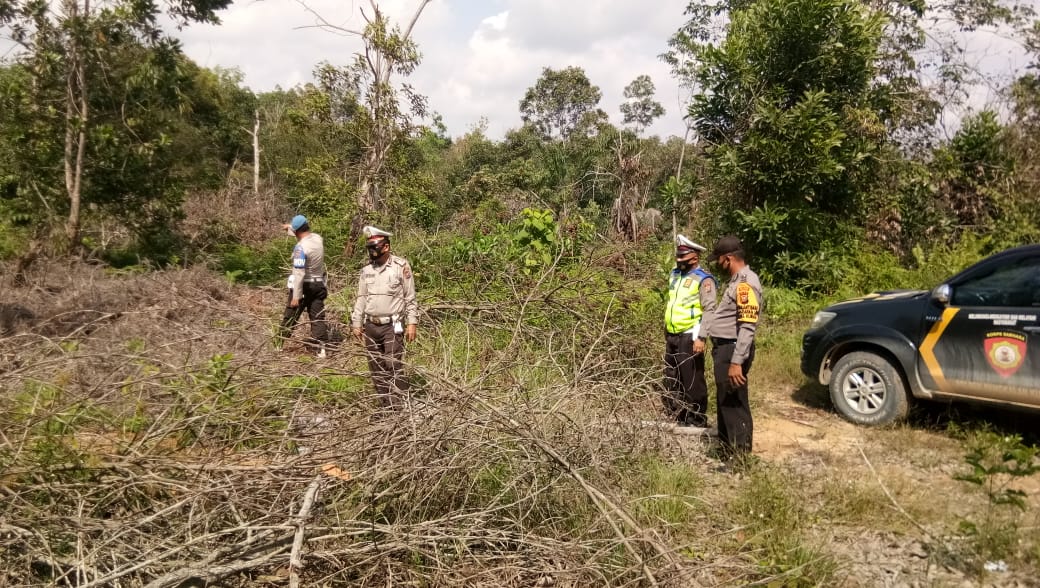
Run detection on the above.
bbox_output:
[363,322,410,408]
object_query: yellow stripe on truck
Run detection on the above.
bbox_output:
[919,307,959,392]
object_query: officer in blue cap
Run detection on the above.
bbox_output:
[663,234,717,428]
[278,214,330,357]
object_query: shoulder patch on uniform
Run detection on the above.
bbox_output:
[736,282,760,323]
[701,278,714,294]
[402,262,412,279]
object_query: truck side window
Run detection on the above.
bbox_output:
[952,256,1040,308]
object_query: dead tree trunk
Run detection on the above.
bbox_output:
[355,0,431,216]
[63,0,89,251]
[252,109,261,197]
[672,126,691,240]
[610,134,645,241]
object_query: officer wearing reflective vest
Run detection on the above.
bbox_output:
[663,235,717,427]
[278,214,330,358]
[350,226,418,410]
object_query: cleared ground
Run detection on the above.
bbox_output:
[1,260,1037,587]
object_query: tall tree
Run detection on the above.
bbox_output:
[668,0,888,287]
[620,75,665,134]
[519,66,608,141]
[0,0,232,250]
[931,111,1014,232]
[298,0,432,248]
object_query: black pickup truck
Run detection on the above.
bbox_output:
[801,245,1040,425]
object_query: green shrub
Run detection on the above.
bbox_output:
[0,204,28,260]
[949,431,1040,572]
[764,286,807,320]
[217,242,287,285]
[510,207,559,273]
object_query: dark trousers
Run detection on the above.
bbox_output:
[712,342,755,455]
[364,322,409,408]
[663,332,708,426]
[279,281,328,347]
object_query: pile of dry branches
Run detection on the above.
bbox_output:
[0,260,713,587]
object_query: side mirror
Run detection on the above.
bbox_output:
[931,284,951,306]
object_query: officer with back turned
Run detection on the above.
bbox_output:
[278,214,330,358]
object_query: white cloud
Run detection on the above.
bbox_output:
[170,0,1032,141]
[175,0,692,139]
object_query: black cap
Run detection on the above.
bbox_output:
[706,235,743,262]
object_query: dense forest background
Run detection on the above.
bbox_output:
[2,0,1039,294]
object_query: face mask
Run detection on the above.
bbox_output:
[677,260,692,272]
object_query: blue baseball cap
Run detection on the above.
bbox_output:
[289,215,308,231]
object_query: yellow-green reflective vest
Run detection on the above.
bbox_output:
[666,267,712,334]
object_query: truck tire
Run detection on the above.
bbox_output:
[829,351,909,426]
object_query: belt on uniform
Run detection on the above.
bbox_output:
[303,276,325,283]
[367,315,393,325]
[711,337,736,346]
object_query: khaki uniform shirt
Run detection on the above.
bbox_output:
[709,265,763,365]
[290,233,326,300]
[350,254,418,327]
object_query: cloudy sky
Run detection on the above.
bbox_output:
[176,0,694,139]
[169,0,1031,141]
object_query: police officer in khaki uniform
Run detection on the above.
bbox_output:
[279,214,330,358]
[663,235,716,427]
[705,235,763,457]
[350,226,418,409]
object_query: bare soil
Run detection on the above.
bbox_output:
[751,396,1040,587]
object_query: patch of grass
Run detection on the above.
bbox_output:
[731,465,807,532]
[632,458,704,527]
[876,424,961,469]
[959,514,1021,566]
[727,465,839,585]
[216,242,286,285]
[125,337,146,353]
[817,474,898,527]
[749,317,811,414]
[764,286,810,321]
[280,373,368,406]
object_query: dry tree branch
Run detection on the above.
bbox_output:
[289,476,323,588]
[416,368,694,588]
[857,444,934,541]
[0,260,713,586]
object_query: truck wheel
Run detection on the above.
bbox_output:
[829,351,909,426]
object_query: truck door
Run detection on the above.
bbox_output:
[918,253,1040,402]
